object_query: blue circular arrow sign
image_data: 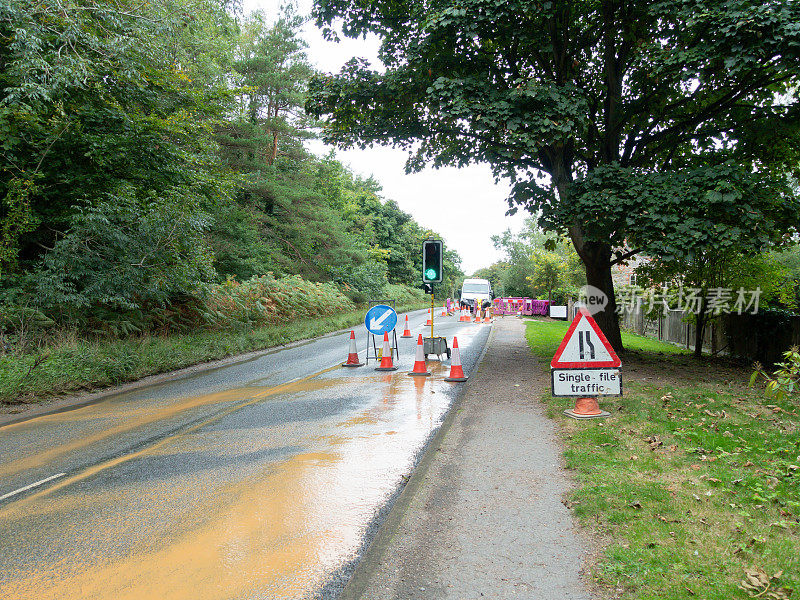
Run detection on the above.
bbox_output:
[364,304,398,336]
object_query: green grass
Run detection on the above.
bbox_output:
[525,318,800,600]
[0,301,428,405]
[524,316,688,360]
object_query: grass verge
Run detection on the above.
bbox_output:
[525,318,800,600]
[1,302,428,406]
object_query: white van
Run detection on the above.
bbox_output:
[459,278,493,311]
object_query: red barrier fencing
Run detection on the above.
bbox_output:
[493,297,551,316]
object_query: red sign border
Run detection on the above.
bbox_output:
[550,309,622,369]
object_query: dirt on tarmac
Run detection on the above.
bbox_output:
[339,317,595,600]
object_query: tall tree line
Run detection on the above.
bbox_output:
[0,0,459,330]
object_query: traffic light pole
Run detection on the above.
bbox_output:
[430,291,435,339]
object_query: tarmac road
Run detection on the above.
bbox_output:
[0,308,490,600]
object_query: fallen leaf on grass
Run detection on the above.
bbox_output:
[629,500,643,509]
[738,567,793,599]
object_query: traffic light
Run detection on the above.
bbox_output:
[422,239,443,283]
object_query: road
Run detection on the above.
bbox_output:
[0,308,491,600]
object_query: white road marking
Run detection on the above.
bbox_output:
[0,473,66,502]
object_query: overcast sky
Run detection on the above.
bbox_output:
[241,0,529,274]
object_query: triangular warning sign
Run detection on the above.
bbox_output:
[551,309,621,368]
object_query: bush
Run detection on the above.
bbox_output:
[34,189,215,317]
[327,259,389,301]
[199,273,355,329]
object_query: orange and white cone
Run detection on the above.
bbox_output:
[375,332,397,371]
[459,306,470,322]
[445,337,467,382]
[483,308,492,324]
[473,307,482,323]
[425,309,433,326]
[342,330,364,367]
[441,306,447,317]
[408,334,431,377]
[401,315,413,338]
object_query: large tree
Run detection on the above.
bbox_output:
[307,0,800,350]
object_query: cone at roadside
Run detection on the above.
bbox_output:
[459,306,470,322]
[342,330,364,367]
[425,308,432,326]
[408,333,431,376]
[444,337,467,382]
[440,306,447,317]
[375,332,397,371]
[473,306,482,323]
[564,397,610,419]
[483,308,492,324]
[400,314,413,338]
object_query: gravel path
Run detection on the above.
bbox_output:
[340,317,595,600]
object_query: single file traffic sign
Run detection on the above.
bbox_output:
[550,308,621,369]
[365,304,398,336]
[551,369,622,397]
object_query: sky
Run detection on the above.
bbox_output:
[241,0,530,274]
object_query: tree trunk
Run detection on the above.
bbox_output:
[581,241,624,352]
[266,132,278,166]
[548,152,624,352]
[694,297,707,358]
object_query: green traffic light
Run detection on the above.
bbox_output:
[425,268,438,280]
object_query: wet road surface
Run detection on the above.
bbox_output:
[0,310,490,599]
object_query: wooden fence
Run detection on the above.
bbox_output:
[615,304,800,364]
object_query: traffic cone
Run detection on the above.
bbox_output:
[408,334,431,376]
[400,315,413,338]
[375,332,397,371]
[564,397,611,419]
[473,307,482,323]
[425,309,432,326]
[444,337,467,382]
[483,308,492,324]
[459,306,470,322]
[342,330,364,367]
[440,306,447,317]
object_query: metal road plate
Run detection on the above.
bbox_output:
[365,304,398,335]
[551,369,622,397]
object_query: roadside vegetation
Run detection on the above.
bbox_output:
[525,318,799,600]
[0,299,426,407]
[0,1,458,404]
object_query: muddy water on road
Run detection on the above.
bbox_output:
[0,329,482,600]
